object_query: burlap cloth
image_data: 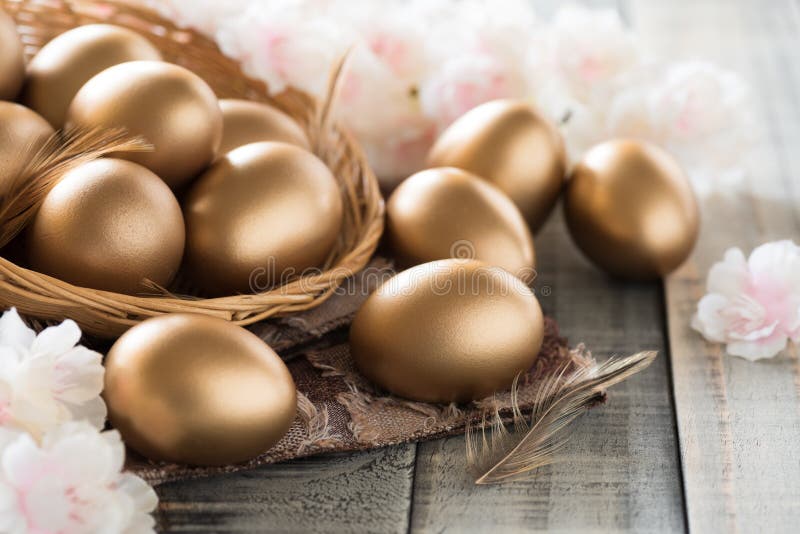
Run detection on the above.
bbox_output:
[125,258,596,486]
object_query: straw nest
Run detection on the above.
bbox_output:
[0,0,384,337]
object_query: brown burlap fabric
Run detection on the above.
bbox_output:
[124,258,595,486]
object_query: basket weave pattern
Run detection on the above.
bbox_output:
[0,0,384,337]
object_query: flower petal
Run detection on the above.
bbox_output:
[66,396,108,430]
[727,333,788,361]
[692,294,730,342]
[0,309,35,352]
[31,320,81,357]
[706,247,748,295]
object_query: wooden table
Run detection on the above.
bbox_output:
[155,0,800,531]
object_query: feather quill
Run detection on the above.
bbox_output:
[0,128,151,248]
[467,351,657,484]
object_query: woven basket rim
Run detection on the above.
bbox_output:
[0,0,385,337]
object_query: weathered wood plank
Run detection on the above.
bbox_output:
[408,205,685,533]
[628,0,800,532]
[156,445,416,533]
[407,1,686,530]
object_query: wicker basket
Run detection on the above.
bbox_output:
[0,0,384,338]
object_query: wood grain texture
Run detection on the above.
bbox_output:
[627,0,800,532]
[156,1,687,532]
[409,206,685,533]
[156,1,800,532]
[156,445,416,533]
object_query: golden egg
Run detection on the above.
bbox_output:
[27,158,185,294]
[104,313,297,466]
[218,99,309,156]
[564,139,700,280]
[184,141,343,296]
[0,9,24,100]
[387,167,535,281]
[350,259,544,403]
[427,99,566,233]
[66,60,222,189]
[23,24,162,128]
[0,102,54,193]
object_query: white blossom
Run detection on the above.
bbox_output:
[141,0,249,35]
[216,0,349,96]
[0,309,106,437]
[692,241,800,360]
[0,422,157,534]
[604,61,756,193]
[419,53,529,131]
[546,4,640,102]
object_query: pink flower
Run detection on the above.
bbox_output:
[216,1,348,95]
[0,309,106,438]
[692,241,800,360]
[602,61,756,194]
[0,423,157,533]
[341,1,431,85]
[420,54,527,130]
[549,4,639,101]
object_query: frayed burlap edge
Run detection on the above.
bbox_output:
[128,317,595,486]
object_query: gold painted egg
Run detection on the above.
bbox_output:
[184,141,343,296]
[27,158,185,294]
[66,60,222,189]
[427,99,566,233]
[104,313,297,466]
[387,167,536,281]
[0,102,54,193]
[23,24,162,128]
[218,99,309,156]
[0,9,24,100]
[350,259,544,403]
[564,139,700,280]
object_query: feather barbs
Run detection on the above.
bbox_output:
[467,350,657,485]
[0,127,152,249]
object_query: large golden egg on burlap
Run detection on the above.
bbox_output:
[23,24,162,128]
[564,139,699,280]
[104,314,297,466]
[217,99,309,156]
[184,141,343,295]
[66,61,222,189]
[350,259,544,403]
[27,158,185,294]
[0,102,54,193]
[427,99,566,233]
[387,167,536,281]
[0,9,24,100]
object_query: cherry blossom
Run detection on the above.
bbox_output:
[216,0,348,96]
[548,5,640,98]
[420,53,528,131]
[692,241,800,360]
[0,422,157,534]
[0,308,106,438]
[604,61,756,193]
[143,0,249,35]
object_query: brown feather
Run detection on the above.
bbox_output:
[467,351,657,484]
[0,128,151,248]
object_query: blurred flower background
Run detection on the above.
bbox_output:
[143,0,756,193]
